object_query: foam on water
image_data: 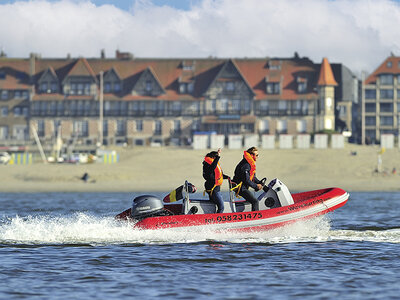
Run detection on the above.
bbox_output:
[1,213,399,245]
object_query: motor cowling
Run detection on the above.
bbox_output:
[132,195,165,219]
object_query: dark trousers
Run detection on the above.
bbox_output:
[208,185,224,213]
[239,189,259,211]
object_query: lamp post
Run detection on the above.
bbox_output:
[98,71,103,147]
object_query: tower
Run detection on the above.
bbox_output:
[317,58,338,131]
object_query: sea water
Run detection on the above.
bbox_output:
[0,191,399,299]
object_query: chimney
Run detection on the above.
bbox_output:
[101,49,105,59]
[115,50,133,60]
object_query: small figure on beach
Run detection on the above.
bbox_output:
[80,172,89,183]
[232,147,265,211]
[203,148,229,213]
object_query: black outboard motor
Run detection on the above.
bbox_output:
[131,195,172,220]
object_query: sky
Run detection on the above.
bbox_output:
[1,0,400,75]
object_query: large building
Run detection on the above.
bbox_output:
[0,51,357,149]
[364,55,400,143]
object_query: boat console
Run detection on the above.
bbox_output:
[179,178,294,215]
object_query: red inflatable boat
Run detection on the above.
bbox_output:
[116,179,349,231]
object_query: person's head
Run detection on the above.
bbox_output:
[246,146,259,161]
[206,151,219,159]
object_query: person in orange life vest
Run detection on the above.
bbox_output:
[232,146,263,211]
[203,148,229,213]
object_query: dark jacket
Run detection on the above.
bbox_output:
[232,157,261,191]
[203,156,229,190]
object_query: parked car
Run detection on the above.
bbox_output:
[0,152,11,164]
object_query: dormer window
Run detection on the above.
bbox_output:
[297,77,307,93]
[225,82,235,92]
[379,74,393,85]
[387,61,392,68]
[145,80,152,92]
[70,82,91,95]
[266,82,280,94]
[268,60,281,70]
[104,82,111,93]
[40,82,57,93]
[179,82,194,94]
[179,83,186,94]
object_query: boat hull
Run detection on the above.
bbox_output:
[131,187,349,231]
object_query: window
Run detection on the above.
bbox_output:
[276,120,287,134]
[219,99,228,112]
[259,120,269,134]
[22,91,28,99]
[187,83,194,93]
[365,116,376,126]
[380,89,394,99]
[192,119,200,131]
[116,120,126,136]
[136,120,143,132]
[179,83,186,94]
[70,81,91,95]
[380,103,393,113]
[302,101,309,114]
[13,107,21,116]
[296,120,307,133]
[154,120,162,135]
[387,61,392,68]
[51,82,58,93]
[260,101,269,111]
[266,82,280,94]
[73,120,88,136]
[171,102,182,113]
[40,83,47,93]
[365,103,376,113]
[297,81,307,93]
[232,100,240,111]
[225,82,235,92]
[0,126,8,139]
[380,116,393,126]
[379,74,393,85]
[0,72,5,79]
[37,120,45,137]
[114,83,121,92]
[1,90,8,100]
[145,80,152,92]
[104,82,111,92]
[1,106,8,116]
[365,89,376,99]
[173,120,181,134]
[103,120,108,136]
[278,101,287,111]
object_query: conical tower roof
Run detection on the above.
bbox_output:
[317,57,338,86]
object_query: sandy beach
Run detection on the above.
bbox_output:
[1,144,400,193]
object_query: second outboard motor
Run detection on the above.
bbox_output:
[132,195,170,220]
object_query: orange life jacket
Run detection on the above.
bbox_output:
[243,151,256,180]
[204,156,224,186]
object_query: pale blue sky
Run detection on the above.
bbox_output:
[3,0,203,11]
[1,0,400,73]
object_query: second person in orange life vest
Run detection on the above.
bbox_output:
[203,148,230,213]
[232,146,264,211]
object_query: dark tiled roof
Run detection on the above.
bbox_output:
[0,56,328,102]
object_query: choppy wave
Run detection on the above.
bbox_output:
[0,213,399,245]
